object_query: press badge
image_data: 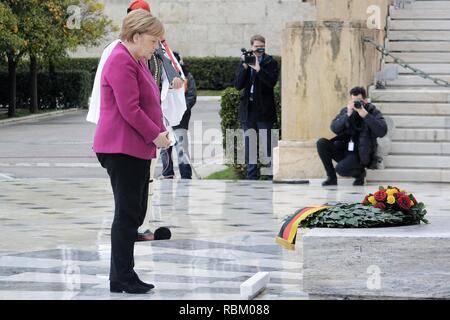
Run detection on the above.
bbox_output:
[348,140,355,152]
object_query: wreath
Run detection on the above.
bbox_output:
[276,186,428,250]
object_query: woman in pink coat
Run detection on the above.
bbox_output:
[93,9,171,294]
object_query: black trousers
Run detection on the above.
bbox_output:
[316,138,365,179]
[96,153,151,283]
[242,120,273,180]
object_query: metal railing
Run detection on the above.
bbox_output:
[363,37,450,88]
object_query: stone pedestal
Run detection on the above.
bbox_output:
[273,140,323,181]
[274,20,383,180]
[301,216,450,299]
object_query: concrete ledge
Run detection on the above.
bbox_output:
[0,108,81,127]
[273,140,325,180]
[197,96,221,102]
[301,216,450,299]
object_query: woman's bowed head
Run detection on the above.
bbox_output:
[120,9,163,61]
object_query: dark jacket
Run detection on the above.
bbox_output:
[174,72,197,130]
[148,54,164,88]
[234,54,279,123]
[330,103,387,167]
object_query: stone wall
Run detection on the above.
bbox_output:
[71,0,317,58]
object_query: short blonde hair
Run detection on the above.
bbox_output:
[120,9,164,42]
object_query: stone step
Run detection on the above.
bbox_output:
[384,155,450,168]
[372,2,450,183]
[366,168,450,182]
[388,41,450,52]
[387,63,450,74]
[377,102,450,115]
[388,115,450,128]
[391,128,450,141]
[389,141,450,155]
[385,52,450,63]
[388,30,450,41]
[386,75,450,86]
[389,19,450,30]
[411,1,450,10]
[370,88,450,102]
[390,6,450,19]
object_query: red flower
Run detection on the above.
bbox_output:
[397,194,412,211]
[374,202,386,210]
[362,195,370,205]
[394,192,405,199]
[374,190,387,202]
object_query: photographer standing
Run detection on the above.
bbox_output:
[234,35,279,180]
[316,87,387,186]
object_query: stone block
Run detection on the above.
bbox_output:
[273,140,325,180]
[302,216,450,299]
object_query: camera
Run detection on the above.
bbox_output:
[241,48,265,65]
[241,48,255,65]
[353,100,366,109]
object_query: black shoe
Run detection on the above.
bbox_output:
[321,177,337,186]
[110,280,152,294]
[133,272,155,290]
[353,171,366,186]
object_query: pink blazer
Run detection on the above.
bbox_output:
[93,42,165,160]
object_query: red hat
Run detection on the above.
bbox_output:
[128,0,151,12]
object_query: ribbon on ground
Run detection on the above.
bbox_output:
[276,206,331,250]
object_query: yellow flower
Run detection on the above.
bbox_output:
[411,200,414,206]
[387,195,396,205]
[400,189,407,193]
[368,196,377,205]
[386,188,398,196]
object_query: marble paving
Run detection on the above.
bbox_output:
[1,177,450,300]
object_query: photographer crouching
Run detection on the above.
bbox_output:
[234,35,279,180]
[316,87,387,186]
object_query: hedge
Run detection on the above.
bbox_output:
[0,55,281,113]
[1,56,281,91]
[0,57,98,71]
[0,70,91,109]
[220,86,281,178]
[184,56,281,90]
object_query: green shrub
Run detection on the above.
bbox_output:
[220,85,281,178]
[0,70,91,109]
